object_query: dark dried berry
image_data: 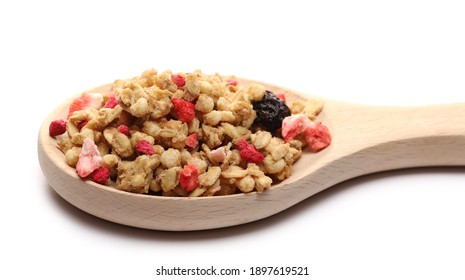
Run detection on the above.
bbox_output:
[253,90,291,131]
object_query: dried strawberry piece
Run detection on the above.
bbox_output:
[275,93,286,103]
[76,138,102,178]
[180,164,199,192]
[117,124,130,136]
[237,139,264,164]
[226,79,237,86]
[91,166,110,184]
[185,133,198,148]
[104,96,119,109]
[171,98,195,122]
[49,119,67,137]
[305,122,332,152]
[171,73,186,87]
[68,93,104,118]
[281,114,311,143]
[136,140,154,155]
[77,120,89,130]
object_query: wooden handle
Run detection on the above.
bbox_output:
[321,102,465,184]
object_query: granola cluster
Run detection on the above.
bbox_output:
[50,69,330,197]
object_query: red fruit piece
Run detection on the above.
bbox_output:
[117,124,130,136]
[68,93,104,118]
[275,93,286,103]
[237,139,264,164]
[49,119,67,137]
[76,138,102,178]
[180,164,199,192]
[104,96,119,109]
[281,114,311,143]
[171,98,195,122]
[226,79,237,86]
[305,122,332,152]
[77,120,89,130]
[185,133,198,148]
[171,73,186,87]
[136,140,154,155]
[92,166,110,184]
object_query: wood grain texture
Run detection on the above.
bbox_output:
[38,80,465,231]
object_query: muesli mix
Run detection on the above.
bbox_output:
[49,69,331,197]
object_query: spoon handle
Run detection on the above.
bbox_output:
[323,102,465,180]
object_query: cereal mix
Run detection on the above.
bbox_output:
[49,69,331,197]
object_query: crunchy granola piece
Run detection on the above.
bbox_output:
[246,84,265,102]
[201,124,224,149]
[263,155,286,174]
[160,148,181,168]
[221,123,251,144]
[235,175,255,193]
[187,157,208,173]
[158,166,182,192]
[195,94,214,113]
[290,98,324,120]
[56,137,74,153]
[65,147,81,167]
[111,132,134,158]
[70,128,95,146]
[250,131,272,150]
[229,101,256,128]
[150,119,188,149]
[198,166,221,187]
[116,155,160,193]
[83,105,123,131]
[102,154,119,177]
[221,166,248,178]
[203,110,235,126]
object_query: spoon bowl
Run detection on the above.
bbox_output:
[38,79,465,230]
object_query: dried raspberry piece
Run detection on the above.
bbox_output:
[237,139,264,164]
[104,96,119,109]
[171,98,195,122]
[185,133,198,148]
[68,93,104,118]
[281,114,311,143]
[77,120,88,130]
[136,140,154,155]
[180,164,199,192]
[171,73,186,87]
[76,138,102,178]
[226,79,237,86]
[91,166,110,184]
[305,122,332,152]
[49,119,67,137]
[117,124,130,136]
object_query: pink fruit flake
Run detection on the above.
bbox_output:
[179,164,199,192]
[185,133,198,148]
[226,79,238,86]
[49,119,67,137]
[237,139,264,164]
[92,166,110,184]
[68,93,104,118]
[171,73,186,87]
[136,140,154,155]
[209,147,226,163]
[76,138,102,178]
[77,120,89,130]
[104,96,119,109]
[281,114,311,143]
[117,124,130,136]
[306,122,332,152]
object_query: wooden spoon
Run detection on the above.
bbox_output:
[38,79,465,231]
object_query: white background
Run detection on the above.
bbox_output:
[1,0,465,279]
